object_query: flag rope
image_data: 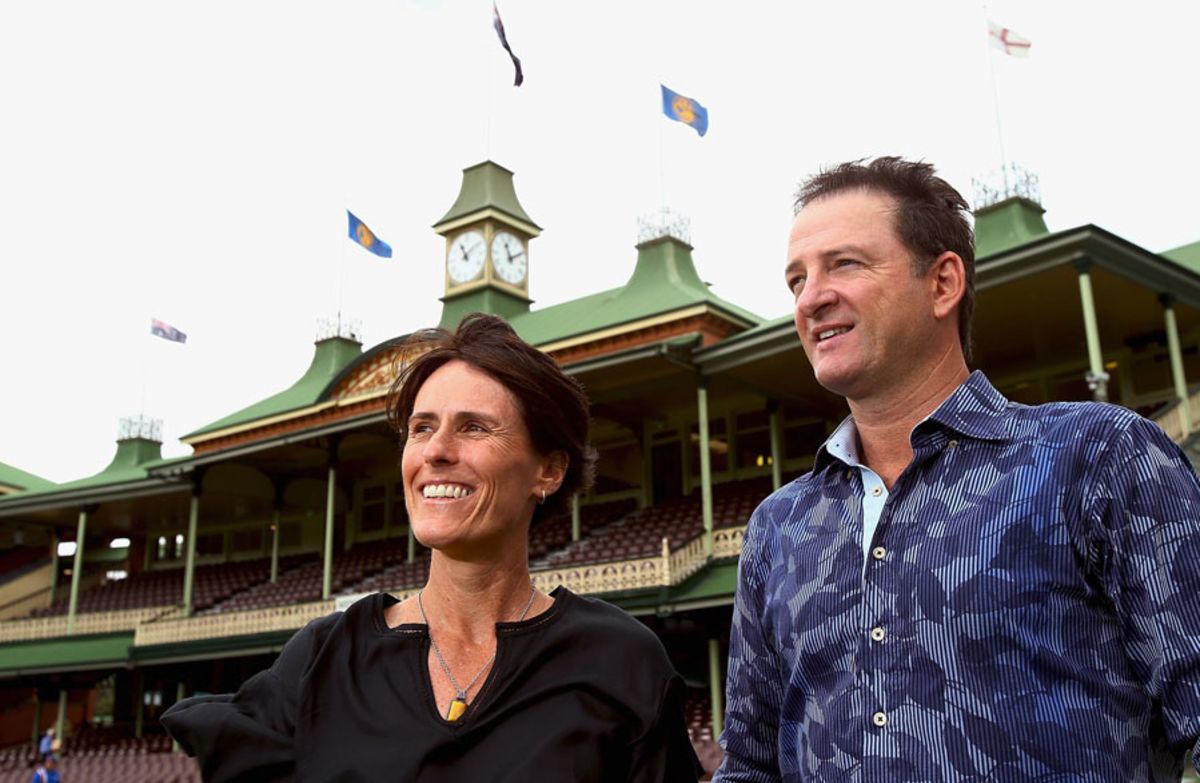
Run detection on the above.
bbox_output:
[982,2,1010,193]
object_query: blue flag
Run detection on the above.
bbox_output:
[661,84,708,137]
[347,211,393,258]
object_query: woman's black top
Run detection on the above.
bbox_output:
[162,587,702,782]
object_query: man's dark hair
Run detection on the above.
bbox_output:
[795,156,976,364]
[387,313,596,526]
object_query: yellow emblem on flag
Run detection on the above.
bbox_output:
[356,224,374,248]
[671,96,696,124]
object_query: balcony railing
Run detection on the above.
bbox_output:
[2,526,749,649]
[0,606,171,644]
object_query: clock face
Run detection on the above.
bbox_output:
[447,230,485,283]
[491,231,527,285]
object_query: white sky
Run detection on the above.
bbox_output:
[2,1,1197,483]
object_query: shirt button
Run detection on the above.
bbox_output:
[872,711,888,727]
[870,626,887,642]
[947,439,959,450]
[846,469,854,480]
[871,546,887,561]
[870,486,882,497]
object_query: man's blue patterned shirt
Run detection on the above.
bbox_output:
[717,372,1200,782]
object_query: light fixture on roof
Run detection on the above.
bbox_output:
[110,537,131,549]
[57,541,76,557]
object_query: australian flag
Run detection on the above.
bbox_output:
[151,318,187,344]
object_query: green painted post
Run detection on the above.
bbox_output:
[66,509,88,635]
[1075,262,1108,402]
[173,682,186,752]
[270,511,280,584]
[133,672,144,738]
[31,694,41,747]
[323,464,336,600]
[697,382,714,557]
[407,526,415,564]
[55,689,67,743]
[1162,294,1192,436]
[768,401,784,491]
[708,638,724,740]
[182,489,200,618]
[48,532,60,605]
[571,495,581,542]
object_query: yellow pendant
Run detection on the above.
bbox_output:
[446,698,468,722]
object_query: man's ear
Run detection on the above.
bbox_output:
[929,251,966,322]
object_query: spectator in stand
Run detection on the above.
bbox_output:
[164,314,702,782]
[31,754,60,783]
[36,728,53,761]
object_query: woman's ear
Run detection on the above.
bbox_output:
[539,451,569,496]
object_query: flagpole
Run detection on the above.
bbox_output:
[337,208,347,334]
[982,3,1010,193]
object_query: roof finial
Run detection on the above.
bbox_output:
[637,207,691,246]
[972,163,1041,210]
[316,315,362,343]
[119,415,162,443]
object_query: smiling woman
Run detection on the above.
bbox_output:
[162,314,702,783]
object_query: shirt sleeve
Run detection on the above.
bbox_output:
[160,611,338,783]
[626,675,704,782]
[1086,416,1200,765]
[714,504,784,783]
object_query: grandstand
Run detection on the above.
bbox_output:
[3,161,1200,781]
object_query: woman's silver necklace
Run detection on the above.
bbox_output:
[418,584,537,722]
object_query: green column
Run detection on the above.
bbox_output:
[182,486,200,618]
[708,638,724,740]
[768,400,784,491]
[173,682,186,752]
[697,381,714,557]
[66,508,88,635]
[1162,294,1192,436]
[55,689,67,743]
[48,532,60,605]
[133,672,144,738]
[323,464,336,600]
[31,694,41,746]
[407,526,415,564]
[571,495,581,542]
[640,421,654,509]
[1075,261,1108,402]
[270,511,281,584]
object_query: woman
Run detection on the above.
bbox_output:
[163,314,702,782]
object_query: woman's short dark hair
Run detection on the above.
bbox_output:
[795,156,976,364]
[387,313,596,525]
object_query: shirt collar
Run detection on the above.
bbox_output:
[814,371,1011,472]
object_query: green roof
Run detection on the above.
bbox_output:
[433,161,539,232]
[0,461,56,493]
[509,235,763,345]
[1164,239,1200,274]
[186,336,362,439]
[974,196,1050,258]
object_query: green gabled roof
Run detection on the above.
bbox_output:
[1164,239,1200,275]
[509,235,763,346]
[974,196,1051,258]
[433,161,539,232]
[0,440,192,508]
[185,336,362,439]
[0,461,56,493]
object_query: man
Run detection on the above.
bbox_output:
[37,728,53,761]
[716,157,1200,781]
[30,753,60,783]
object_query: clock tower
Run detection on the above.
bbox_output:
[433,161,541,329]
